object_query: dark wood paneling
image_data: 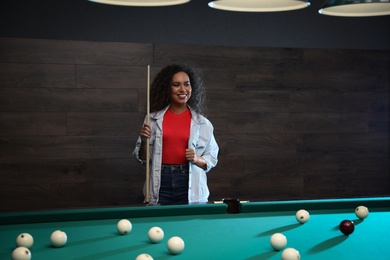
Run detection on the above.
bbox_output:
[0,38,388,211]
[0,136,132,161]
[67,112,142,136]
[296,133,388,155]
[0,63,75,88]
[208,91,291,113]
[76,65,147,89]
[201,68,238,91]
[304,172,390,198]
[226,112,369,134]
[216,134,298,157]
[0,38,153,65]
[0,181,144,210]
[0,158,145,211]
[0,160,87,183]
[0,88,138,112]
[154,44,303,68]
[0,112,66,136]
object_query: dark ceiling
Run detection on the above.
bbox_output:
[1,0,389,50]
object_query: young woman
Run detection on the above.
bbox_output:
[133,64,219,204]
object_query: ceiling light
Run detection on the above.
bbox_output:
[208,0,311,12]
[319,0,390,17]
[88,0,190,6]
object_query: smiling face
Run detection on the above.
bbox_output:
[169,71,192,111]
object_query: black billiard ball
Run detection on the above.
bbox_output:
[339,220,355,235]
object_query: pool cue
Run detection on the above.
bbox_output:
[145,65,151,204]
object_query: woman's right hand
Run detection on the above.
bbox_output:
[140,122,151,142]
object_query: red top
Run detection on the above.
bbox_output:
[162,108,191,165]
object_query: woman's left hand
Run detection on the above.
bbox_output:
[185,148,197,163]
[186,148,207,169]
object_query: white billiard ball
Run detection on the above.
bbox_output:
[11,246,31,260]
[281,247,300,260]
[50,230,67,247]
[270,233,287,251]
[355,205,369,219]
[148,226,164,243]
[117,219,132,235]
[167,236,185,255]
[16,233,34,248]
[295,209,310,224]
[135,253,154,260]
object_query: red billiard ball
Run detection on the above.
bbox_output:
[339,220,355,235]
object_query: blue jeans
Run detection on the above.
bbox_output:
[159,164,189,205]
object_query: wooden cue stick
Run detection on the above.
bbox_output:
[145,65,151,204]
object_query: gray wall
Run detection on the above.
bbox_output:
[1,0,389,50]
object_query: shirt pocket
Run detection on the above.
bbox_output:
[194,138,207,155]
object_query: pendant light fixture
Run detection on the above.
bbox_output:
[319,0,390,17]
[88,0,190,6]
[208,0,311,12]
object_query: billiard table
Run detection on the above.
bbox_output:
[1,197,389,259]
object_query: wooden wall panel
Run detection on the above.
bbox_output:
[208,91,291,113]
[67,112,142,136]
[226,112,369,134]
[0,63,75,89]
[0,88,138,112]
[76,65,147,89]
[0,38,153,65]
[0,181,144,210]
[0,136,132,161]
[0,37,389,212]
[153,44,303,68]
[0,160,87,184]
[0,112,66,136]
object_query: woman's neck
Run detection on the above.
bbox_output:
[169,104,188,114]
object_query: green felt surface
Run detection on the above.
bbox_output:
[1,198,389,259]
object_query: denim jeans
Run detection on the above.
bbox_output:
[159,164,189,205]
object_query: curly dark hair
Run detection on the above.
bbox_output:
[150,64,206,115]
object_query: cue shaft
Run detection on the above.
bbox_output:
[145,65,151,203]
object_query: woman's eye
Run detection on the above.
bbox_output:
[171,82,190,87]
